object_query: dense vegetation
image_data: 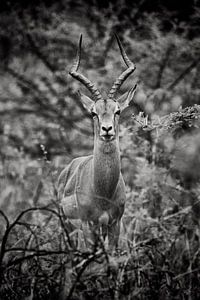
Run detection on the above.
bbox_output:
[0,1,200,299]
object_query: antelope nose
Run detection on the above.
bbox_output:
[102,125,113,133]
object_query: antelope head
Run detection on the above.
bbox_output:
[69,34,137,143]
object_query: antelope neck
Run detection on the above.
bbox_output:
[93,137,121,200]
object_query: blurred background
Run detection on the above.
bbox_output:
[0,0,200,299]
[0,0,199,213]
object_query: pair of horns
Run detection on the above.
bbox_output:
[69,34,136,102]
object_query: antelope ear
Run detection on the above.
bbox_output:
[78,91,94,112]
[117,85,137,111]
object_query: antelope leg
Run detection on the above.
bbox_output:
[108,221,120,251]
[61,196,79,219]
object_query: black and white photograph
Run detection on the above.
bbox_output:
[0,0,199,299]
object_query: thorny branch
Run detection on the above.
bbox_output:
[0,206,73,271]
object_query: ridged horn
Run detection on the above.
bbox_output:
[108,34,136,100]
[69,34,102,102]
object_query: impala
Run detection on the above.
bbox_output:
[58,34,137,248]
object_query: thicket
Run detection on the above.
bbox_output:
[0,1,200,299]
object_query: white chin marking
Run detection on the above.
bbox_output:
[101,136,114,141]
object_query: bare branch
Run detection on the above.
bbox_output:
[18,13,57,74]
[0,206,74,269]
[66,249,103,300]
[154,44,174,89]
[167,57,200,90]
[0,210,9,229]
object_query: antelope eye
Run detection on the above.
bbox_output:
[91,111,97,117]
[115,110,121,115]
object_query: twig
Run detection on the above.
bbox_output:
[0,210,9,229]
[0,206,73,269]
[167,57,200,90]
[18,13,56,74]
[66,249,103,300]
[154,44,173,89]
